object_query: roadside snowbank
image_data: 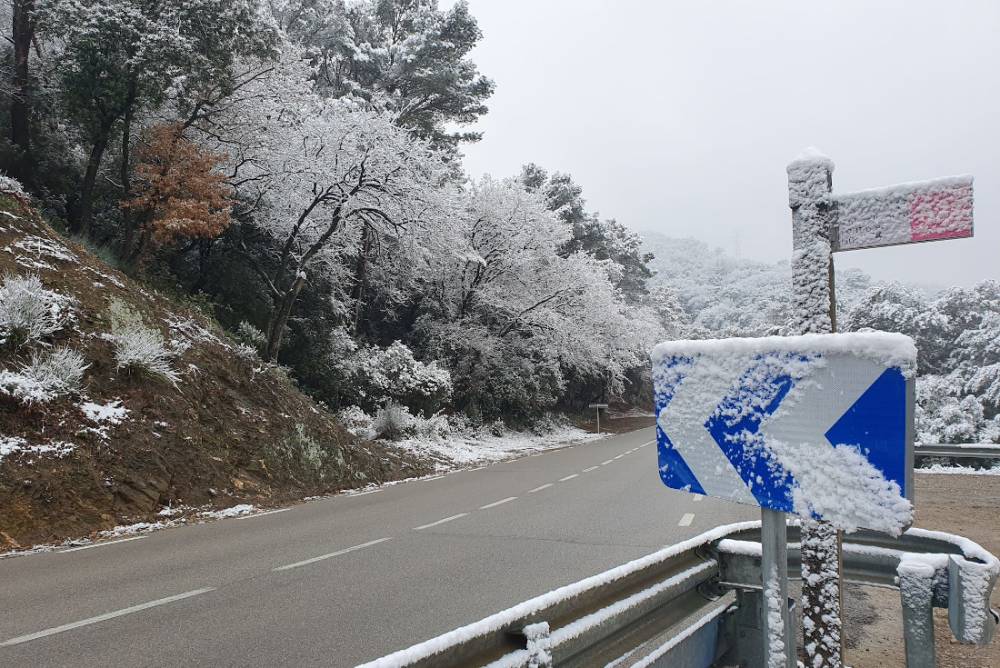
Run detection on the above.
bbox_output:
[391,424,605,469]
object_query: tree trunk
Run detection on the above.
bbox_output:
[70,124,113,235]
[351,225,372,334]
[10,0,35,186]
[264,273,307,361]
[120,81,137,197]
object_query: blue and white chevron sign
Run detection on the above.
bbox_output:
[651,333,917,534]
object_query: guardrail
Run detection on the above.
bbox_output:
[358,522,999,668]
[915,443,1000,461]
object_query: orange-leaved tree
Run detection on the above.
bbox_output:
[123,123,233,263]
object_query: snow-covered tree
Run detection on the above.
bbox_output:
[273,0,494,149]
[220,62,451,359]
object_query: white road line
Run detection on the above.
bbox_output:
[345,489,381,497]
[692,494,703,502]
[582,466,598,473]
[0,588,214,647]
[237,508,290,520]
[641,440,656,447]
[273,537,393,571]
[678,513,695,527]
[559,474,579,482]
[479,497,517,510]
[527,483,553,493]
[413,513,469,531]
[60,536,145,553]
[613,455,624,460]
[601,460,613,466]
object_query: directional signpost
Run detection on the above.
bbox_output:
[650,150,974,667]
[653,333,916,667]
[788,151,974,668]
[588,403,609,434]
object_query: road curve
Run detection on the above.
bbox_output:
[0,427,754,667]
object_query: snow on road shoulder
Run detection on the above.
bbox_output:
[391,424,605,469]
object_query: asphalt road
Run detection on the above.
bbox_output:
[0,427,753,667]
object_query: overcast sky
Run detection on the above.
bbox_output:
[449,0,999,288]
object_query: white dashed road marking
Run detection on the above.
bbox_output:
[601,460,613,466]
[692,495,703,502]
[527,483,553,493]
[61,536,145,553]
[558,474,579,482]
[582,466,598,473]
[413,514,469,531]
[0,588,215,647]
[678,513,695,527]
[273,537,393,571]
[479,497,517,510]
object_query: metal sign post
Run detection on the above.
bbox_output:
[588,403,608,434]
[786,148,974,668]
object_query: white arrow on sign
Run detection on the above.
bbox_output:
[656,361,759,505]
[757,356,911,532]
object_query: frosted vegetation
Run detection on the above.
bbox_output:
[0,0,991,459]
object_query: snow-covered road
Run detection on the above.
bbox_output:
[0,427,754,667]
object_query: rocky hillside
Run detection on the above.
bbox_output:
[0,185,426,549]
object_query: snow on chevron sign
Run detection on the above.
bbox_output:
[651,332,917,535]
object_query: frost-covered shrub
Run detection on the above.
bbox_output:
[414,412,452,440]
[0,274,70,347]
[374,402,415,440]
[332,338,452,415]
[107,299,179,384]
[337,405,375,439]
[0,347,87,404]
[0,174,25,196]
[266,424,345,480]
[235,321,267,353]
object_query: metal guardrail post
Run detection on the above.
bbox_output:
[524,622,553,667]
[898,559,937,667]
[760,509,795,668]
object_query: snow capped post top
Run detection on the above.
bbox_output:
[651,331,916,535]
[787,147,835,208]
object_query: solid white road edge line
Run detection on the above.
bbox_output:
[582,466,599,473]
[237,508,291,520]
[60,536,145,552]
[479,497,517,510]
[273,537,393,571]
[0,588,215,647]
[559,474,579,482]
[412,513,469,531]
[527,483,554,493]
[678,513,695,527]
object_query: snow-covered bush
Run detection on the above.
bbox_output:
[373,402,415,440]
[235,321,267,353]
[337,405,375,439]
[0,347,87,404]
[330,337,452,415]
[0,173,25,196]
[0,274,71,347]
[107,299,179,384]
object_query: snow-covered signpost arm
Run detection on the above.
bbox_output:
[787,149,845,668]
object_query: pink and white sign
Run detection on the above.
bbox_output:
[831,175,973,252]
